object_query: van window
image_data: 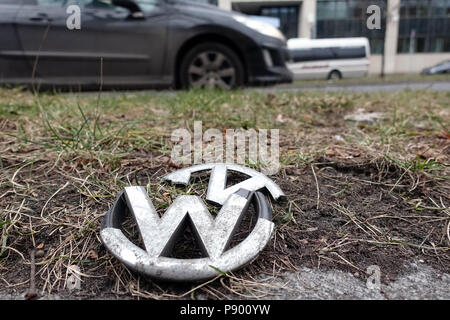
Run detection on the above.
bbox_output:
[290,49,314,62]
[312,47,334,60]
[334,46,366,59]
[290,47,335,62]
[290,45,366,62]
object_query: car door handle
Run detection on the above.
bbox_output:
[29,13,53,22]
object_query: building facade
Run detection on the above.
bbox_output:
[196,0,450,74]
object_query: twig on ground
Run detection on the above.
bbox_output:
[40,182,70,218]
[311,164,320,209]
[25,248,38,300]
[447,221,450,245]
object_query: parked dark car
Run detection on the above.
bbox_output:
[421,60,450,75]
[0,0,292,90]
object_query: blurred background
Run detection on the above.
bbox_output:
[194,0,450,75]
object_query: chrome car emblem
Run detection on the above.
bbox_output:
[163,163,284,206]
[100,163,284,281]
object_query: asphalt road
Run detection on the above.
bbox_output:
[242,260,450,300]
[1,259,448,300]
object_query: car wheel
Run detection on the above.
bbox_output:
[180,42,244,90]
[328,70,342,80]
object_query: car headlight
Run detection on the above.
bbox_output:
[233,15,286,42]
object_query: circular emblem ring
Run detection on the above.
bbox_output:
[100,164,283,282]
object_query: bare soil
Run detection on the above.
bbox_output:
[0,89,449,299]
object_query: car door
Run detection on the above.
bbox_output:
[0,0,30,82]
[15,0,169,86]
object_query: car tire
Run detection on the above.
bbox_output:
[328,70,342,80]
[179,42,244,90]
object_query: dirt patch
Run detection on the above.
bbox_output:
[272,158,449,280]
[0,89,449,299]
[1,151,448,299]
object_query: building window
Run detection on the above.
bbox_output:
[398,0,450,53]
[316,0,387,55]
[431,38,450,52]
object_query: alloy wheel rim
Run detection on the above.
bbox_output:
[330,72,340,80]
[188,51,236,89]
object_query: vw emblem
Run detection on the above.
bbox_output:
[100,163,284,281]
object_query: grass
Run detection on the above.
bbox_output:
[0,86,449,299]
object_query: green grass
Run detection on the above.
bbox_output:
[0,87,449,298]
[1,88,449,169]
[0,86,448,206]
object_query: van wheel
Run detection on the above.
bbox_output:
[328,70,342,80]
[179,42,244,90]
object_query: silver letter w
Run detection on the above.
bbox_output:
[123,186,252,259]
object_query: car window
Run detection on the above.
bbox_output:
[30,0,107,8]
[68,0,161,12]
[35,0,65,5]
[0,0,21,4]
[75,0,161,12]
[82,0,114,9]
[58,0,113,8]
[24,0,161,12]
[135,0,161,13]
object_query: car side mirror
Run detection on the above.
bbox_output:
[112,0,145,19]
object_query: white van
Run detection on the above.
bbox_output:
[287,37,371,80]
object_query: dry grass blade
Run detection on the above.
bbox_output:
[0,88,448,299]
